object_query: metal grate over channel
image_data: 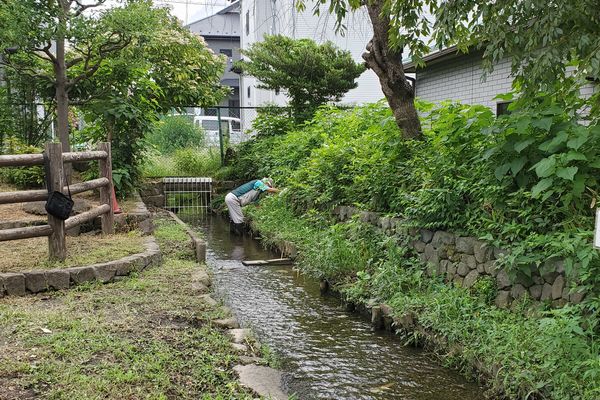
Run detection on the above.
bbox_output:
[163,177,212,214]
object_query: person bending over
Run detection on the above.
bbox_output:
[225,177,278,234]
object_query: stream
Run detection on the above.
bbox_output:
[189,214,485,400]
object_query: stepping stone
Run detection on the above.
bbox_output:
[231,343,248,353]
[199,294,218,307]
[233,364,287,400]
[212,318,240,329]
[238,356,262,365]
[228,328,252,343]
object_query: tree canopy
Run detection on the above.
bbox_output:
[236,34,365,121]
[1,0,227,192]
[435,0,600,106]
[0,0,226,152]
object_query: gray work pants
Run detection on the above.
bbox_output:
[225,192,244,223]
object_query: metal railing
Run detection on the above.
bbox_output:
[0,142,114,261]
[163,177,212,214]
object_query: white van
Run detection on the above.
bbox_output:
[193,116,242,146]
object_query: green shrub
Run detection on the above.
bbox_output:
[173,148,221,176]
[251,105,295,137]
[147,116,205,154]
[247,196,600,400]
[233,98,600,312]
[0,137,45,188]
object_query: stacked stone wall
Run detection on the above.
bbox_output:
[333,206,585,308]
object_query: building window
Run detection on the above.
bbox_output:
[247,86,251,98]
[219,49,233,57]
[275,88,280,95]
[245,11,250,35]
[496,101,512,116]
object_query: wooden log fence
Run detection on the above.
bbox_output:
[0,142,114,261]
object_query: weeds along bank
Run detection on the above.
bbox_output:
[232,98,600,399]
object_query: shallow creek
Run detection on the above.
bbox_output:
[189,215,485,400]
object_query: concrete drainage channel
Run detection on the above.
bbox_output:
[167,211,288,399]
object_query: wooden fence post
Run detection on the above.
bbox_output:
[45,142,67,261]
[98,142,114,234]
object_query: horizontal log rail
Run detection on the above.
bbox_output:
[63,151,108,163]
[0,143,114,261]
[0,153,45,167]
[0,150,108,168]
[0,224,53,242]
[65,204,111,230]
[0,178,110,205]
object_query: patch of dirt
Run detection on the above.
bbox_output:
[0,377,37,400]
[0,203,45,223]
[0,231,145,273]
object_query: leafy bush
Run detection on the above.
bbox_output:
[250,105,295,137]
[0,137,45,188]
[147,116,205,154]
[234,98,600,287]
[488,93,600,209]
[247,195,600,400]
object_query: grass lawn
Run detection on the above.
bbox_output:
[0,216,255,399]
[0,231,146,273]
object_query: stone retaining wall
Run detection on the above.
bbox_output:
[333,206,585,308]
[0,236,161,298]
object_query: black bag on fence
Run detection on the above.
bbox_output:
[43,153,74,220]
[45,190,74,220]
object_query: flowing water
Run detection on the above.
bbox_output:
[190,215,485,400]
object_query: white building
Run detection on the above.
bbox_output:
[187,1,241,117]
[403,46,598,116]
[239,1,384,111]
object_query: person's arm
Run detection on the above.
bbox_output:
[254,180,279,193]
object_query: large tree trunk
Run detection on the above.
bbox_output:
[363,0,422,140]
[55,21,70,153]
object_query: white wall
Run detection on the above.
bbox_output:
[415,52,513,112]
[414,52,598,114]
[240,1,384,110]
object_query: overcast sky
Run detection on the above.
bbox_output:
[101,0,230,25]
[152,0,230,25]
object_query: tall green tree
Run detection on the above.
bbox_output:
[76,3,227,193]
[235,35,365,121]
[0,0,151,152]
[297,1,436,139]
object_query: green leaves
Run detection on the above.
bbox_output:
[514,138,536,153]
[487,92,600,205]
[533,156,556,178]
[510,157,528,175]
[531,177,554,198]
[532,117,554,132]
[237,35,365,122]
[556,166,579,181]
[566,129,589,151]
